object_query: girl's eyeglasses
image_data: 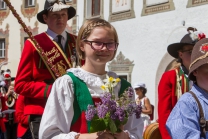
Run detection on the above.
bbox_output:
[83,40,118,51]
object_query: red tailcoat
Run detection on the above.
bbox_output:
[158,68,189,139]
[15,95,28,137]
[14,32,78,115]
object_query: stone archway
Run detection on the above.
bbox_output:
[154,26,188,120]
[165,59,181,71]
[154,52,174,120]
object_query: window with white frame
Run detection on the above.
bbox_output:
[0,39,5,58]
[86,0,101,18]
[0,1,6,10]
[109,0,135,22]
[141,0,174,16]
[25,0,35,8]
[187,0,208,8]
[92,0,100,16]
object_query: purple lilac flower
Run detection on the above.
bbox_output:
[106,99,116,112]
[85,105,96,121]
[114,107,125,121]
[108,100,117,119]
[134,104,142,119]
[101,93,112,105]
[127,87,134,98]
[97,104,108,118]
[110,113,117,120]
[127,102,136,116]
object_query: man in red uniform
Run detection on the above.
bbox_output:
[14,0,79,138]
[2,70,17,139]
[158,27,206,139]
[15,95,32,139]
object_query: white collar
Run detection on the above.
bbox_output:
[46,28,67,41]
[67,68,107,87]
[66,68,121,98]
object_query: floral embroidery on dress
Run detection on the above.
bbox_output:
[67,68,105,87]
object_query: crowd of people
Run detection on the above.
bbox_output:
[0,0,207,139]
[0,68,18,139]
[158,27,208,139]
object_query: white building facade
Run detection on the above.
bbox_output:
[0,0,208,120]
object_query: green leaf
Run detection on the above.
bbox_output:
[113,119,124,133]
[121,117,128,125]
[104,118,109,127]
[90,117,106,133]
[109,119,117,134]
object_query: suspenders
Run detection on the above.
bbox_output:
[189,91,208,138]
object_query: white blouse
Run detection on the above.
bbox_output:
[39,68,143,139]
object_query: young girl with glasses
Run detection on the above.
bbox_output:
[39,18,143,139]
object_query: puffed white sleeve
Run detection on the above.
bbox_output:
[39,75,79,139]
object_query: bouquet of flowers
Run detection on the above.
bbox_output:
[85,76,142,134]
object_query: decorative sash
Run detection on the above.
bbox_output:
[175,67,189,100]
[29,33,71,79]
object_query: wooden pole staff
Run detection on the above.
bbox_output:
[3,0,60,79]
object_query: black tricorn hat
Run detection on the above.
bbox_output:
[167,27,199,59]
[37,0,76,24]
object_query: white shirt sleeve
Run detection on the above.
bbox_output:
[39,75,79,139]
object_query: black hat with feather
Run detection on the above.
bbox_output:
[37,0,76,24]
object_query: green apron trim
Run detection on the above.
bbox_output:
[67,72,93,132]
[119,78,131,97]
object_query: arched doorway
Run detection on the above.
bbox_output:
[154,26,188,120]
[154,53,174,120]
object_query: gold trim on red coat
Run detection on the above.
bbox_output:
[28,33,72,79]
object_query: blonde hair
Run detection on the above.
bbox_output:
[76,18,119,60]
